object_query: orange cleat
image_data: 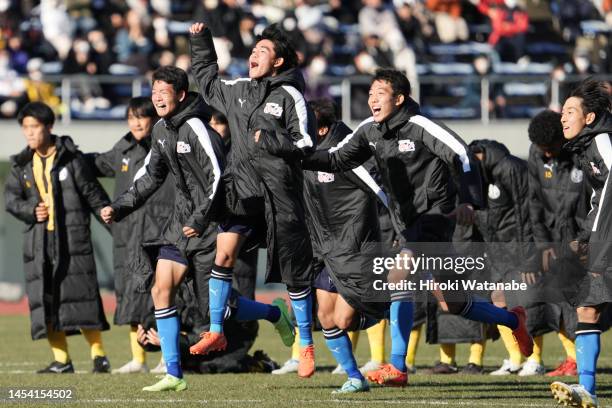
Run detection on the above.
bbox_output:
[366,363,408,387]
[510,306,534,357]
[297,344,315,378]
[189,331,227,355]
[546,357,577,377]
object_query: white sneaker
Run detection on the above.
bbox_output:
[359,360,381,375]
[271,359,299,375]
[518,360,545,376]
[150,358,166,374]
[331,364,346,374]
[490,359,521,376]
[112,360,149,374]
[551,382,599,408]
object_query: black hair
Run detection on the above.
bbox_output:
[528,110,563,145]
[256,24,299,73]
[210,110,228,125]
[308,99,337,130]
[17,102,55,126]
[569,78,611,120]
[152,66,189,94]
[126,96,158,120]
[372,68,411,100]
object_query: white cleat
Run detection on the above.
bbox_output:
[551,382,598,408]
[271,359,299,375]
[332,364,346,375]
[112,360,149,374]
[518,360,545,376]
[359,360,382,375]
[150,358,166,374]
[490,359,521,376]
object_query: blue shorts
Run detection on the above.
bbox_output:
[218,215,256,238]
[313,267,337,293]
[157,245,188,266]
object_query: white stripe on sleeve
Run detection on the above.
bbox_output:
[187,118,222,200]
[329,117,374,153]
[592,133,612,232]
[281,85,313,149]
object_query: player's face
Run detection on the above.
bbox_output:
[21,116,52,151]
[561,97,588,140]
[536,141,563,159]
[152,80,185,119]
[127,110,153,141]
[249,39,280,79]
[209,118,229,139]
[368,80,403,123]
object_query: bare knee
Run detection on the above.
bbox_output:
[317,309,335,329]
[151,283,172,307]
[577,306,601,323]
[334,311,354,331]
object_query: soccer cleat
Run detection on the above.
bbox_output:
[332,377,370,394]
[518,359,545,376]
[490,359,521,376]
[271,298,295,347]
[359,360,382,375]
[551,382,598,408]
[332,364,346,375]
[298,344,315,378]
[150,357,166,374]
[92,356,111,373]
[509,306,534,357]
[461,363,484,375]
[189,331,227,355]
[36,361,74,374]
[546,357,577,377]
[112,360,149,374]
[366,363,408,387]
[432,361,458,374]
[271,359,299,375]
[142,374,187,392]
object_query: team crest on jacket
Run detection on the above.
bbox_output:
[317,171,335,183]
[177,141,191,154]
[59,167,69,181]
[121,157,130,172]
[571,168,584,183]
[590,162,601,175]
[398,139,415,152]
[264,102,283,118]
[488,184,501,200]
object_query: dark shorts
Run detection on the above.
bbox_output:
[578,272,612,307]
[218,215,256,238]
[313,267,337,293]
[157,245,188,266]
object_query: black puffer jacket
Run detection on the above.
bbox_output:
[111,93,225,254]
[5,135,110,340]
[564,112,612,274]
[91,133,174,325]
[303,121,388,318]
[190,28,316,286]
[303,100,484,239]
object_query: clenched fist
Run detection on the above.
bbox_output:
[189,22,206,35]
[100,206,115,224]
[35,202,48,222]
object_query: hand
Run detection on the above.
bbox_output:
[35,202,49,222]
[446,203,475,226]
[569,240,589,266]
[183,225,200,238]
[541,247,557,273]
[520,271,539,286]
[100,206,115,224]
[254,129,261,143]
[189,22,206,35]
[146,328,161,346]
[136,324,148,345]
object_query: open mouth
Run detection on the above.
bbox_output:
[250,61,259,69]
[372,107,382,115]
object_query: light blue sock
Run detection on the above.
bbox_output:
[462,298,518,329]
[235,296,280,322]
[155,307,182,379]
[323,327,364,381]
[289,287,313,347]
[576,331,601,395]
[209,265,233,333]
[389,301,413,372]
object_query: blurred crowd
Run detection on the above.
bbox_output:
[2,0,612,119]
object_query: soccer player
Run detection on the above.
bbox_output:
[528,109,589,378]
[550,79,612,408]
[87,97,174,374]
[189,22,318,377]
[303,98,389,392]
[302,68,534,386]
[5,102,111,374]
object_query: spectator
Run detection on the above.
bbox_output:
[425,0,469,43]
[23,58,62,114]
[87,30,114,75]
[394,0,434,57]
[114,9,153,70]
[478,0,529,62]
[40,0,74,60]
[7,35,29,74]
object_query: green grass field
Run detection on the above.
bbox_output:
[1,313,611,407]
